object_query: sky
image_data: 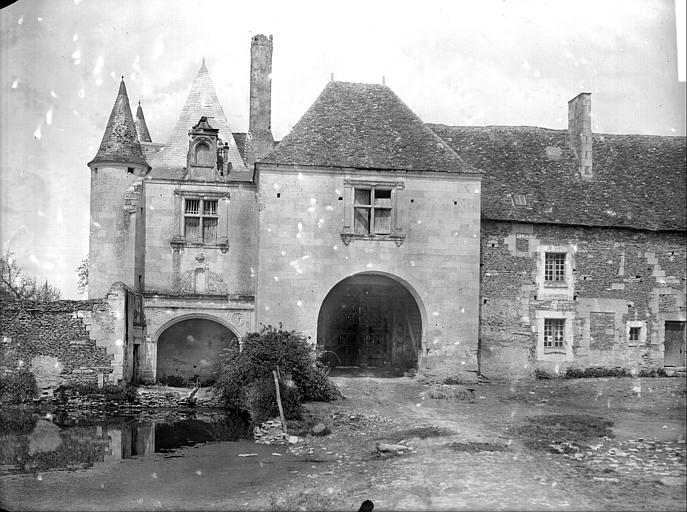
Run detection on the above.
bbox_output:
[1,0,685,299]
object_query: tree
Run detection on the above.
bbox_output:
[0,250,62,301]
[76,255,89,297]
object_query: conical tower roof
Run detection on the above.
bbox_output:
[164,59,246,172]
[88,79,148,168]
[135,101,152,143]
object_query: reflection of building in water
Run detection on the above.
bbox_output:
[106,421,155,460]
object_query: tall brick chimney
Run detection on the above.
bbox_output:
[247,34,274,167]
[567,92,593,179]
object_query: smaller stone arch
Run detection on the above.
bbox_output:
[155,314,239,386]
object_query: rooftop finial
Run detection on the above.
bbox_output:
[382,76,385,85]
[330,73,334,82]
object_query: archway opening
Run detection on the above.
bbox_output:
[156,318,238,386]
[317,274,421,376]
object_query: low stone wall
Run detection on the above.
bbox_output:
[0,299,116,391]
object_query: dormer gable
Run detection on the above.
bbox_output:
[185,116,232,180]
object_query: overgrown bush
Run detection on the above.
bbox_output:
[564,367,630,379]
[244,377,303,424]
[638,367,668,378]
[0,370,38,403]
[534,368,556,380]
[213,325,341,417]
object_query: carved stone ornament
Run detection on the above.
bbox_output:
[231,312,244,327]
[170,235,185,252]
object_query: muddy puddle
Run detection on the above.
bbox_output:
[0,409,252,476]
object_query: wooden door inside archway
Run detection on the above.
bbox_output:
[317,274,421,371]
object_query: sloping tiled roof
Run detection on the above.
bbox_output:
[262,81,479,174]
[148,60,247,177]
[233,132,247,162]
[429,124,686,232]
[135,102,152,143]
[89,80,148,168]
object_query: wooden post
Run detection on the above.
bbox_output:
[272,369,287,434]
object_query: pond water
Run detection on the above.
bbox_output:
[0,409,252,476]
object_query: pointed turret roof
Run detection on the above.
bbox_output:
[135,101,152,143]
[262,81,479,174]
[159,60,246,173]
[88,79,148,168]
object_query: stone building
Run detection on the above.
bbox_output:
[432,94,686,376]
[5,34,682,388]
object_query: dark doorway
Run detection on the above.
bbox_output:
[157,318,238,386]
[132,344,140,384]
[664,321,686,367]
[317,274,421,372]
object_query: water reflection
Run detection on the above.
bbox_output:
[0,411,250,475]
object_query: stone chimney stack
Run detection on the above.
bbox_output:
[247,34,274,167]
[568,92,593,179]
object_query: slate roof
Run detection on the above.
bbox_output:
[262,81,479,174]
[135,102,152,143]
[233,132,247,162]
[146,60,250,181]
[89,80,148,168]
[429,124,687,232]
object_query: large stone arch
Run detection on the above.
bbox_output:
[317,271,424,373]
[155,314,239,385]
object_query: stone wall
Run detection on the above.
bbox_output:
[480,220,686,377]
[88,166,144,298]
[256,165,482,381]
[142,180,257,297]
[1,299,112,390]
[0,282,144,390]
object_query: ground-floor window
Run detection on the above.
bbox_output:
[544,318,565,349]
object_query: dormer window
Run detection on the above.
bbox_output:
[195,143,212,166]
[511,193,528,207]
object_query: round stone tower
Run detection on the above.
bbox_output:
[87,79,150,298]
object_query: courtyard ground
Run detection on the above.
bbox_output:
[1,376,685,511]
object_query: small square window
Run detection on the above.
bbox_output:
[353,187,393,235]
[629,327,641,343]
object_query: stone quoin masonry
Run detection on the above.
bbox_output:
[1,35,684,388]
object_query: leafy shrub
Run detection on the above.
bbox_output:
[638,368,668,378]
[564,367,630,379]
[213,325,341,415]
[244,377,303,424]
[0,370,38,403]
[534,368,556,380]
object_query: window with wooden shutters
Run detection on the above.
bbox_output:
[342,179,405,246]
[184,198,218,243]
[353,187,392,235]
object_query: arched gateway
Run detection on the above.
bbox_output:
[156,316,238,386]
[317,273,422,373]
